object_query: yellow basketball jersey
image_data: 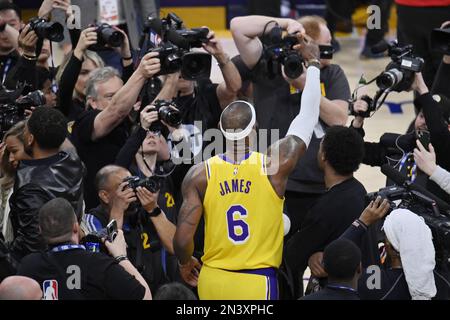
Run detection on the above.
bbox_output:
[202,152,284,270]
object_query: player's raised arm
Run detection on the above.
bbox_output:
[173,163,206,287]
[266,35,321,196]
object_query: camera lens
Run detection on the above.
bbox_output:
[283,53,303,79]
[159,106,182,127]
[376,68,403,90]
[34,21,64,42]
[100,27,124,47]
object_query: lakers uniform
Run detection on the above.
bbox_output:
[199,152,284,300]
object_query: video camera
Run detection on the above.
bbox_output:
[0,88,46,139]
[348,41,424,118]
[142,13,212,80]
[375,41,424,92]
[88,23,124,51]
[29,17,64,42]
[368,165,450,260]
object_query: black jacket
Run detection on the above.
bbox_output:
[9,151,85,261]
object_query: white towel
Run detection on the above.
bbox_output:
[383,208,437,300]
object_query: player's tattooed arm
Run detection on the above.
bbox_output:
[173,163,206,265]
[266,135,306,197]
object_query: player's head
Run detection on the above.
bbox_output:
[220,100,256,150]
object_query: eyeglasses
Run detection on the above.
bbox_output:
[147,130,162,137]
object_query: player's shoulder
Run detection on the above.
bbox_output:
[182,162,207,188]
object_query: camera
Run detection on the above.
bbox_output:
[431,27,450,55]
[375,41,424,92]
[263,25,303,79]
[144,13,212,80]
[366,186,450,256]
[29,17,64,42]
[0,89,46,138]
[123,175,165,194]
[149,99,182,129]
[81,220,118,253]
[89,23,124,51]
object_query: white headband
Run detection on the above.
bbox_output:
[219,100,256,141]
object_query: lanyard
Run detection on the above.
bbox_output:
[327,284,357,294]
[398,153,417,182]
[50,244,86,253]
[2,58,11,84]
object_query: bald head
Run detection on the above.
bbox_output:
[0,276,42,300]
[220,101,254,131]
[95,165,130,192]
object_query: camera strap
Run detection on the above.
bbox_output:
[1,58,11,84]
[50,244,86,253]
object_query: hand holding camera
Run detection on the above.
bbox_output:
[140,105,159,130]
[202,28,228,65]
[104,229,128,259]
[18,24,38,57]
[359,196,391,227]
[111,181,137,213]
[293,34,320,63]
[137,51,161,79]
[135,186,159,214]
[286,19,305,36]
[414,140,437,177]
[111,26,132,60]
[74,27,97,60]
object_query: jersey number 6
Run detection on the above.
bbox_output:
[226,205,250,244]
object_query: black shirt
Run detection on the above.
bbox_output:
[71,109,130,209]
[233,55,351,193]
[0,51,19,85]
[301,286,360,300]
[342,221,450,300]
[171,82,222,162]
[18,247,145,300]
[285,177,379,276]
[85,204,178,293]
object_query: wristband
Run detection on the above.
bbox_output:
[217,55,230,68]
[115,255,128,263]
[307,58,320,68]
[22,54,37,61]
[122,56,133,61]
[148,207,162,217]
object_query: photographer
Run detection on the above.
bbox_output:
[414,140,450,195]
[83,164,177,292]
[71,53,161,210]
[351,71,450,202]
[57,24,134,122]
[0,1,22,84]
[18,198,152,300]
[8,108,85,261]
[231,15,351,236]
[340,199,450,300]
[154,27,240,159]
[285,126,379,298]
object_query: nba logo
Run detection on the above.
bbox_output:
[42,280,58,300]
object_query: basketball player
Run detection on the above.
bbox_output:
[173,35,322,300]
